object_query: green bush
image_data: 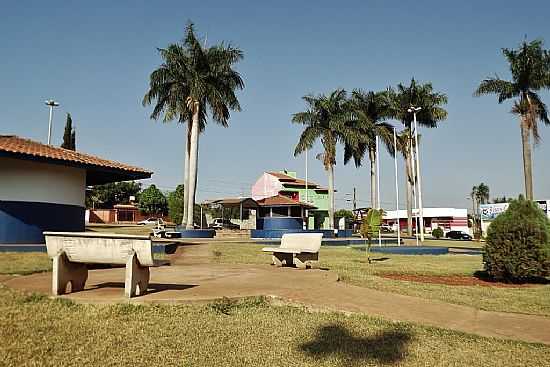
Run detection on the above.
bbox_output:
[484,196,550,282]
[432,227,444,239]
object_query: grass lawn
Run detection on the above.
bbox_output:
[212,244,550,317]
[1,286,549,367]
[0,252,51,275]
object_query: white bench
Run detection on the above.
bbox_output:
[262,233,323,269]
[44,232,156,298]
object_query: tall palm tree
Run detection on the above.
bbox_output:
[475,183,490,205]
[344,89,395,209]
[293,89,356,229]
[143,23,244,229]
[388,79,448,235]
[475,39,550,200]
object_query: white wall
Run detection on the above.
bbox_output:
[0,157,86,206]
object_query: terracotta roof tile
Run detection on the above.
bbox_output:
[0,135,152,177]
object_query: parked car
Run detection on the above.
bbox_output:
[445,230,472,240]
[380,224,394,233]
[209,218,239,230]
[137,217,164,226]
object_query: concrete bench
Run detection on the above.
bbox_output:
[262,233,323,269]
[44,232,156,298]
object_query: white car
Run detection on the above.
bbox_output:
[137,218,164,226]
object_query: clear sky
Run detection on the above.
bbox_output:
[1,0,550,211]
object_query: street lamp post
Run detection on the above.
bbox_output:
[408,106,424,242]
[45,100,60,145]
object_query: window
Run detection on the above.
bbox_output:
[272,207,289,217]
[290,206,302,217]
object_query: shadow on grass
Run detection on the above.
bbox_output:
[473,270,550,285]
[90,282,197,294]
[300,324,412,366]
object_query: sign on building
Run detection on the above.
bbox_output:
[480,200,550,221]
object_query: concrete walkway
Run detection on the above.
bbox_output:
[3,244,550,345]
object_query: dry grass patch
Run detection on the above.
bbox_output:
[0,252,51,275]
[0,285,549,367]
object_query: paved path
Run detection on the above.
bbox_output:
[3,244,550,345]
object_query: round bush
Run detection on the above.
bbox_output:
[432,227,444,239]
[484,196,550,282]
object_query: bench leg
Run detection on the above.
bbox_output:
[294,253,319,270]
[272,252,293,267]
[125,251,150,298]
[52,252,88,295]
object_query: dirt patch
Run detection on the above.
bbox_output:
[380,274,544,288]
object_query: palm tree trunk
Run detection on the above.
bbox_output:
[405,156,413,236]
[369,148,376,208]
[181,125,191,226]
[327,164,335,230]
[186,108,200,229]
[520,118,534,200]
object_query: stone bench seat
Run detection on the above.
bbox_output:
[262,233,323,269]
[45,231,158,298]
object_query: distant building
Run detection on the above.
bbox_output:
[251,170,330,229]
[0,135,151,243]
[382,207,469,233]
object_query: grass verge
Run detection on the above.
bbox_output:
[211,243,550,317]
[0,285,548,367]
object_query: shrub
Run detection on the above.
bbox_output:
[484,196,550,282]
[432,227,444,239]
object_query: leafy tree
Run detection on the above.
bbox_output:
[344,90,395,209]
[85,181,142,209]
[61,113,75,150]
[293,89,356,229]
[334,209,354,221]
[138,184,167,215]
[387,79,448,235]
[167,184,204,226]
[475,39,550,200]
[143,22,244,229]
[359,208,383,263]
[485,196,550,282]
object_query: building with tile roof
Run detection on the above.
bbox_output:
[0,135,152,244]
[251,170,330,229]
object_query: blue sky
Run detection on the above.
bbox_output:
[1,0,550,211]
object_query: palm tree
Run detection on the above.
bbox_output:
[388,79,448,235]
[344,90,395,209]
[143,23,244,229]
[475,183,490,205]
[470,183,490,238]
[475,39,550,200]
[293,89,356,229]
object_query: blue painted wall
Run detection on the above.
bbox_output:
[256,217,303,230]
[0,201,84,244]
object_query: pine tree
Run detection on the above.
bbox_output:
[70,128,76,150]
[61,113,73,150]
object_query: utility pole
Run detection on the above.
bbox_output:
[352,187,357,211]
[45,100,60,145]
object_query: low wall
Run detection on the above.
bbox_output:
[251,229,353,239]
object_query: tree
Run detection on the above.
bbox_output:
[138,184,167,215]
[485,195,550,282]
[492,196,512,204]
[143,22,244,229]
[61,113,75,150]
[344,90,395,209]
[470,183,490,238]
[388,79,448,235]
[293,89,356,229]
[85,181,142,209]
[475,39,550,200]
[359,208,383,263]
[167,184,185,224]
